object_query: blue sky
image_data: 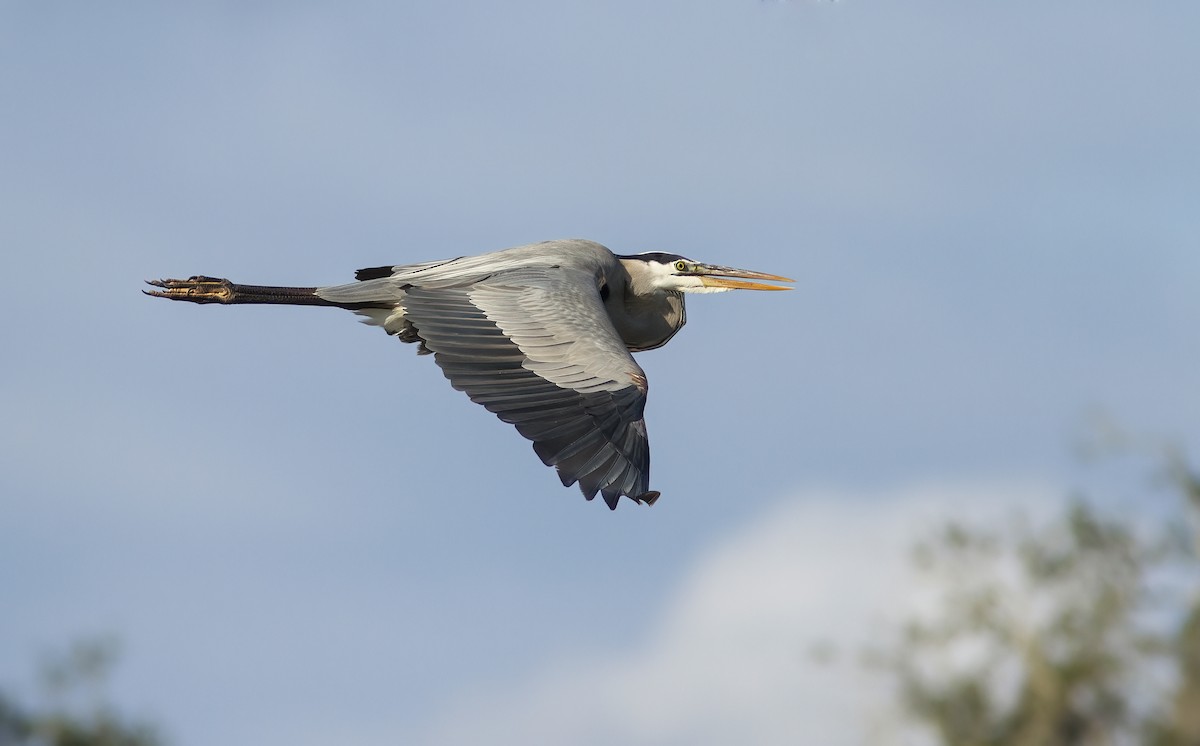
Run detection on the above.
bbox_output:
[2,2,1198,743]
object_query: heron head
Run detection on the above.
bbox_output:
[619,252,794,295]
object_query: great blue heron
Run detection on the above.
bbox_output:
[146,238,792,509]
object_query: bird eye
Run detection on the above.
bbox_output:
[674,260,688,272]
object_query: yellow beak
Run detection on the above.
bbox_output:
[694,264,795,291]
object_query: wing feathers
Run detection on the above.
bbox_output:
[400,275,653,507]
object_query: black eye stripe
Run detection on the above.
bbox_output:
[616,251,692,265]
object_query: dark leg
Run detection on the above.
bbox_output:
[145,276,347,307]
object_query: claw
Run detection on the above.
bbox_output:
[144,276,237,304]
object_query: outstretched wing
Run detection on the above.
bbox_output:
[401,267,657,509]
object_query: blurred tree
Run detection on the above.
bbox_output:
[0,638,162,746]
[878,449,1200,746]
[1148,449,1200,746]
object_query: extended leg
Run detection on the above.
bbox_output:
[145,276,344,307]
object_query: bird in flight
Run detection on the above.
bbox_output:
[146,239,792,509]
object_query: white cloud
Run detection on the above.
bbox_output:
[413,481,1057,746]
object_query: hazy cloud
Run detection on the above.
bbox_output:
[415,482,1055,746]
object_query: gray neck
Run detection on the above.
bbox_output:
[609,285,686,352]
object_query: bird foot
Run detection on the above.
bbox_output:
[144,276,237,304]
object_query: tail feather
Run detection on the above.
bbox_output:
[315,277,407,306]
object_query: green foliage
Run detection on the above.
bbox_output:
[0,638,163,746]
[881,452,1200,746]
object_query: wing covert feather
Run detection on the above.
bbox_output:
[401,268,655,508]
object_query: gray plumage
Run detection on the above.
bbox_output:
[145,239,792,509]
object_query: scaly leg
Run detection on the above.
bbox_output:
[144,276,340,307]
